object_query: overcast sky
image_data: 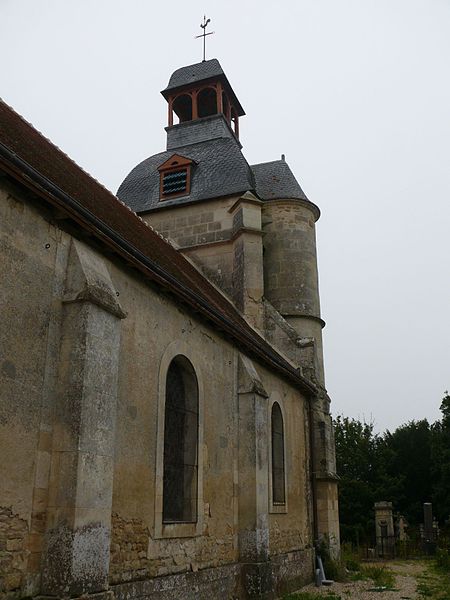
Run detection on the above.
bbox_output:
[2,0,449,432]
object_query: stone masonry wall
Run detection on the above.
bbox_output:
[150,207,232,249]
[0,507,29,597]
[110,513,236,585]
[1,179,317,598]
[143,196,237,298]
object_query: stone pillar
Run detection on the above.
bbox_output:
[374,502,394,558]
[231,192,264,333]
[423,502,437,554]
[42,240,125,596]
[311,395,340,557]
[237,354,273,599]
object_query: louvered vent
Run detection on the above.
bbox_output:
[162,170,188,196]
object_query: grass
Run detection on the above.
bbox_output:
[416,557,450,599]
[283,556,450,599]
[282,593,342,600]
[348,564,396,589]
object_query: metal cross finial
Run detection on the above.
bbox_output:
[195,15,215,62]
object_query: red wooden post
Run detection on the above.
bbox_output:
[168,96,173,127]
[191,90,198,120]
[216,82,223,114]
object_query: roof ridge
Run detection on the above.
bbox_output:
[0,98,117,201]
[251,158,285,167]
[0,98,317,394]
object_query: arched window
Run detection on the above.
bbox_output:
[271,402,285,505]
[197,87,217,118]
[163,356,199,522]
[173,94,193,123]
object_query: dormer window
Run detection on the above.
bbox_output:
[157,154,195,201]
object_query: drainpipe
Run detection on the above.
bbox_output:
[308,397,319,547]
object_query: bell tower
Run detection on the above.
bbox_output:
[161,58,244,139]
[118,58,341,556]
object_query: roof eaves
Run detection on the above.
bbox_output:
[0,140,317,397]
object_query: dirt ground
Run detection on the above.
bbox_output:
[299,561,424,599]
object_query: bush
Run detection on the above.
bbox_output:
[360,565,395,588]
[341,542,361,572]
[317,540,347,582]
[435,547,450,571]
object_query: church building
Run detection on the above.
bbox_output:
[0,59,339,599]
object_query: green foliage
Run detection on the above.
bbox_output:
[317,539,347,582]
[360,565,395,588]
[334,416,380,543]
[416,558,450,599]
[282,594,341,600]
[383,419,433,523]
[431,392,450,522]
[341,542,361,572]
[436,548,450,572]
[335,391,450,542]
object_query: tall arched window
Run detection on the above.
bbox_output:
[271,402,286,505]
[163,355,199,522]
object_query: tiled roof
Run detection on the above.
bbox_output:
[161,59,245,117]
[252,159,308,201]
[163,59,224,92]
[117,132,317,216]
[117,136,255,213]
[0,99,316,395]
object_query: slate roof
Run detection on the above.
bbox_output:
[0,99,317,395]
[252,160,309,201]
[163,59,224,92]
[117,144,316,215]
[117,136,255,213]
[161,59,245,116]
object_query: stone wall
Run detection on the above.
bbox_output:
[1,180,317,598]
[143,196,236,300]
[0,507,29,597]
[110,513,236,584]
[148,198,235,249]
[262,199,325,384]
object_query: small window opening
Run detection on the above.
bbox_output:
[271,402,286,505]
[163,356,199,523]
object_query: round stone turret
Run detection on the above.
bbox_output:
[257,161,325,384]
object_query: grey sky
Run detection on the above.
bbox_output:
[2,0,449,432]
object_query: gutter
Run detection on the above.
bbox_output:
[0,142,317,397]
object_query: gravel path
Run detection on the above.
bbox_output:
[298,561,423,599]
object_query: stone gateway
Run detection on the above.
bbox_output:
[0,59,339,599]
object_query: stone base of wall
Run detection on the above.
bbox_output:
[31,549,313,600]
[0,506,29,598]
[271,548,314,597]
[112,563,241,600]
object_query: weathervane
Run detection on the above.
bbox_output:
[195,15,214,62]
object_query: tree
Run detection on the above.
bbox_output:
[431,392,450,523]
[383,419,432,523]
[334,416,380,543]
[335,392,450,544]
